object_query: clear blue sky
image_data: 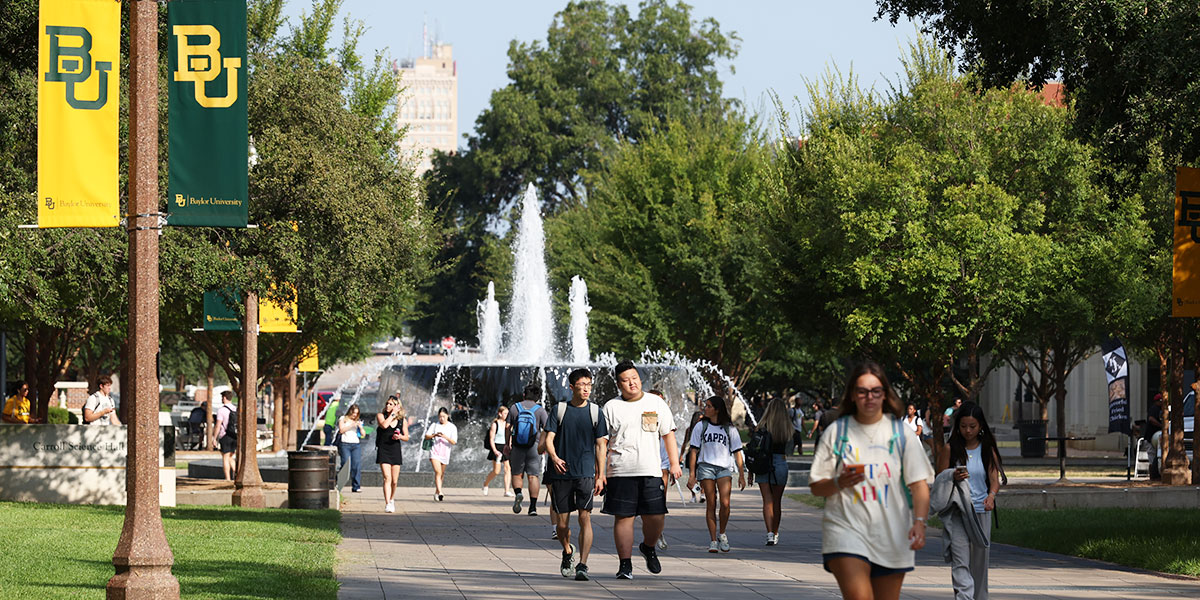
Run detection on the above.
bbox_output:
[281,0,917,144]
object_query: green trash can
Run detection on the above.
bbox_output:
[288,450,331,509]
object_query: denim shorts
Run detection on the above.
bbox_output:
[755,454,788,487]
[695,462,733,481]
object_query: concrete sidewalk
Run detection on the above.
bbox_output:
[336,486,1199,599]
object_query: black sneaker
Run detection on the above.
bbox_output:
[575,563,589,581]
[512,492,523,514]
[528,506,538,517]
[639,542,661,574]
[551,528,558,540]
[615,559,633,580]
[560,543,578,577]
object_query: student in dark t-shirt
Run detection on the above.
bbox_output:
[544,368,608,581]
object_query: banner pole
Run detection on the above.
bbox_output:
[108,1,179,597]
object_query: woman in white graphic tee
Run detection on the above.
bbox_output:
[809,362,933,600]
[686,395,745,553]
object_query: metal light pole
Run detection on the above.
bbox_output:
[107,1,179,597]
[233,292,265,507]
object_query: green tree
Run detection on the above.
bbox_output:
[545,112,776,387]
[874,0,1195,481]
[765,41,1126,452]
[160,0,434,395]
[414,0,739,340]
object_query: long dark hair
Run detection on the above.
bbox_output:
[683,410,704,446]
[947,402,1007,484]
[837,361,905,420]
[704,395,733,427]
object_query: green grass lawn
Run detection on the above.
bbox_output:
[786,495,1199,577]
[0,502,340,599]
[993,508,1200,577]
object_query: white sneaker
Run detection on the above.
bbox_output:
[718,533,730,552]
[765,532,776,546]
[482,486,489,496]
[385,501,395,513]
[504,490,515,497]
[656,535,668,550]
[708,540,719,553]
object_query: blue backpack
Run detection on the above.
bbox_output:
[513,403,538,446]
[832,415,911,508]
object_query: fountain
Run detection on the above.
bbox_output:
[238,184,756,486]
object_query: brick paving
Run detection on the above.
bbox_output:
[336,486,1199,599]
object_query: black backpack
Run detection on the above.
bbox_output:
[744,427,773,475]
[482,420,496,451]
[224,408,238,439]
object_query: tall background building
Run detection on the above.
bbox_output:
[395,33,457,177]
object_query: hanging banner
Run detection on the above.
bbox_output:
[37,0,120,228]
[259,284,298,333]
[1100,337,1131,435]
[297,344,319,372]
[203,288,242,331]
[168,0,248,227]
[1172,166,1200,316]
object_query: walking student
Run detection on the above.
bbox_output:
[544,368,608,581]
[809,362,933,600]
[600,361,681,580]
[337,404,366,493]
[938,401,1005,600]
[686,395,745,553]
[425,407,458,502]
[215,390,237,481]
[506,384,549,516]
[649,388,673,550]
[755,397,793,545]
[83,375,121,425]
[376,395,409,513]
[482,405,513,496]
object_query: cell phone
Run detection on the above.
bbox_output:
[955,466,968,476]
[844,463,865,477]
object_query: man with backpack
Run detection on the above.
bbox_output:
[506,383,549,516]
[544,368,608,581]
[215,390,238,480]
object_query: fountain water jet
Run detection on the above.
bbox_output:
[568,276,590,364]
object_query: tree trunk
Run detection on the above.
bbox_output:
[205,360,215,451]
[272,375,284,452]
[1052,347,1068,454]
[1163,337,1191,485]
[286,366,298,451]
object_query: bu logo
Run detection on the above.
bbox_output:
[173,25,242,108]
[44,26,111,110]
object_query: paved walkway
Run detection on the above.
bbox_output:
[336,486,1199,599]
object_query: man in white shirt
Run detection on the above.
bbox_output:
[600,361,681,580]
[215,390,237,480]
[83,375,121,426]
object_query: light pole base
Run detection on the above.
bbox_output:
[106,565,179,599]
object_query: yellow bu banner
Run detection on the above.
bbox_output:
[1173,167,1200,316]
[37,0,119,228]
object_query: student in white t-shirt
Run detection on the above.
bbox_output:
[686,395,745,553]
[83,375,120,426]
[809,362,933,600]
[600,361,680,580]
[424,407,458,502]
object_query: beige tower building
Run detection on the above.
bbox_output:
[396,42,458,176]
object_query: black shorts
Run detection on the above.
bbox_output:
[219,435,237,454]
[601,475,667,517]
[822,553,913,578]
[550,477,595,513]
[486,449,508,462]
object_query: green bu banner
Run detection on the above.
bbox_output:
[203,288,241,331]
[168,0,247,227]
